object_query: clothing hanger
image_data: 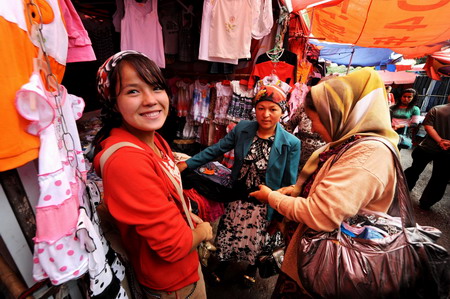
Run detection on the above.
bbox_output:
[266,34,284,62]
[34,50,59,92]
[26,1,59,110]
[268,48,284,62]
[267,34,283,54]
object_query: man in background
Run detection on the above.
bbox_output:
[404,95,450,210]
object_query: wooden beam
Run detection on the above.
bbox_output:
[0,169,36,250]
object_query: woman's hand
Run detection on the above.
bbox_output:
[277,185,295,196]
[195,222,213,241]
[392,124,405,131]
[177,161,188,172]
[190,212,204,224]
[249,185,272,204]
[438,139,450,150]
[191,221,213,252]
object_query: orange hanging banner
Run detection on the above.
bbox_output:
[307,0,450,58]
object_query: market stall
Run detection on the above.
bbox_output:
[1,0,450,298]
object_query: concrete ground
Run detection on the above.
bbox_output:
[204,148,450,299]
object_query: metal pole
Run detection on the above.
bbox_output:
[346,47,356,75]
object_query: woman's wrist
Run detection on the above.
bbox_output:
[177,161,188,172]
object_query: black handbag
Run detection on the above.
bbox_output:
[256,232,285,278]
[257,247,284,278]
[181,166,253,203]
[297,137,450,298]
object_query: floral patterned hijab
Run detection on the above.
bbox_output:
[253,85,287,112]
[293,68,399,196]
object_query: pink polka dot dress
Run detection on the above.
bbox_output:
[16,72,89,285]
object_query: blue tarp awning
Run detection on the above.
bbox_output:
[310,40,395,67]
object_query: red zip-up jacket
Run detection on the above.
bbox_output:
[94,127,199,291]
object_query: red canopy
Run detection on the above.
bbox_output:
[376,70,417,85]
[424,48,450,80]
[282,0,343,11]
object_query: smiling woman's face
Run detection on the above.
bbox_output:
[115,62,169,139]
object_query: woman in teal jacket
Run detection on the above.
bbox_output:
[185,119,300,189]
[178,85,300,287]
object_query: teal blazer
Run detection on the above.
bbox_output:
[186,120,301,190]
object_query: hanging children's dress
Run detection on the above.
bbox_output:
[227,80,255,122]
[176,80,192,117]
[121,0,165,68]
[16,73,128,298]
[16,73,89,285]
[190,80,211,124]
[0,0,67,171]
[214,82,233,125]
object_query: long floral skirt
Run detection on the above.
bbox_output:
[215,200,270,265]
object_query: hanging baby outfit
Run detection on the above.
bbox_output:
[214,82,233,125]
[248,50,298,88]
[227,80,255,122]
[16,73,128,298]
[190,80,211,124]
[16,73,88,285]
[0,0,67,171]
[176,80,192,117]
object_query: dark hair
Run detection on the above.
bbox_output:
[391,88,418,112]
[93,54,170,153]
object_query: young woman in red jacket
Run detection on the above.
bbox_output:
[93,50,212,298]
